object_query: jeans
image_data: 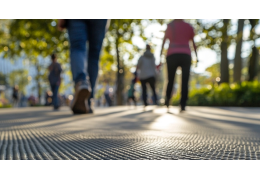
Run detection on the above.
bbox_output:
[140,76,157,106]
[67,19,107,106]
[51,84,60,108]
[166,53,191,107]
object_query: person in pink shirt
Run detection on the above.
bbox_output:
[160,19,198,112]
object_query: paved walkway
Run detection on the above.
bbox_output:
[0,106,260,160]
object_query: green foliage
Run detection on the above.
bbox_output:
[0,72,7,85]
[195,19,232,50]
[0,104,12,108]
[172,81,260,107]
[102,19,152,105]
[2,19,69,100]
[4,19,69,59]
[0,20,11,51]
[8,69,29,92]
[103,19,149,64]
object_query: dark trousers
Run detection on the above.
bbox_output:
[127,96,137,106]
[166,53,191,107]
[140,76,157,106]
[51,84,60,108]
[104,93,112,106]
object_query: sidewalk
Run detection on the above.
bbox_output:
[0,106,260,160]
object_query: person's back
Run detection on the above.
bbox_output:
[48,54,62,110]
[160,19,198,112]
[137,45,158,106]
[48,62,62,85]
[165,20,195,56]
[138,50,156,80]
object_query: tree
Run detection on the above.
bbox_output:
[233,19,245,83]
[248,19,260,81]
[2,19,69,102]
[8,69,29,92]
[196,19,231,83]
[0,72,7,85]
[0,20,11,50]
[220,19,230,84]
[205,63,221,85]
[103,19,149,105]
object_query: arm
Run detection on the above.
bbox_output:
[58,64,62,84]
[192,38,198,62]
[160,33,166,59]
[136,57,141,71]
[190,26,198,63]
[154,57,159,74]
[105,19,111,32]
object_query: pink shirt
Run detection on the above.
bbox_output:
[165,20,195,56]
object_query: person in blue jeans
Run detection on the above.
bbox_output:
[48,53,62,110]
[58,19,108,114]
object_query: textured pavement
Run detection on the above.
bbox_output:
[0,106,260,160]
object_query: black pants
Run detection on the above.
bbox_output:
[166,53,191,107]
[140,76,157,106]
[127,96,137,106]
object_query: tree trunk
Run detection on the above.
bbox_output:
[115,40,125,105]
[233,19,244,83]
[248,46,259,81]
[35,61,41,104]
[220,19,230,84]
[248,19,258,81]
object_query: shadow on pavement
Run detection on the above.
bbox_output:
[178,111,260,135]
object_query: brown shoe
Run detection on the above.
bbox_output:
[70,81,91,114]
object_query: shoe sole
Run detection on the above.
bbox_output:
[71,88,90,114]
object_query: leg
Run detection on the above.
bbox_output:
[86,19,107,107]
[140,79,148,106]
[148,77,157,105]
[166,55,179,106]
[68,20,92,114]
[105,94,111,106]
[51,85,59,109]
[180,55,191,110]
[127,97,130,106]
[132,96,137,106]
[67,19,88,83]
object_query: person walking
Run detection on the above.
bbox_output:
[12,85,19,107]
[19,92,27,107]
[127,75,137,107]
[58,19,109,114]
[137,44,158,107]
[160,19,198,112]
[104,83,112,107]
[48,53,62,110]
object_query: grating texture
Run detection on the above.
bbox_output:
[0,106,260,160]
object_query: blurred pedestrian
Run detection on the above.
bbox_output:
[127,74,137,107]
[45,90,53,106]
[19,92,27,107]
[28,94,36,106]
[104,83,112,107]
[12,85,19,107]
[58,19,109,114]
[137,44,158,107]
[160,19,198,112]
[48,53,62,110]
